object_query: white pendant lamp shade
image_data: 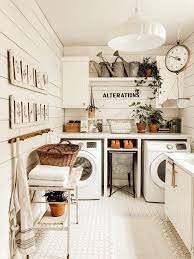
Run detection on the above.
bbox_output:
[108,9,166,52]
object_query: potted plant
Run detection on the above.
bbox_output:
[86,86,98,118]
[129,102,148,133]
[138,57,163,98]
[44,191,68,217]
[138,57,153,77]
[146,105,164,133]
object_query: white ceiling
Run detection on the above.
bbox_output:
[37,0,194,47]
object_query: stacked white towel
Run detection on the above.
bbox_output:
[28,165,70,187]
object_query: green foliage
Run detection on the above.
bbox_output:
[136,57,163,99]
[129,102,164,125]
[44,191,67,202]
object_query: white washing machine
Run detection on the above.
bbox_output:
[71,139,102,200]
[143,140,190,203]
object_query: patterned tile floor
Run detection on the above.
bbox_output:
[32,191,190,259]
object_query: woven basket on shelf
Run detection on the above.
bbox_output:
[36,140,80,167]
[108,119,132,134]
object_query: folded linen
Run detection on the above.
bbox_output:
[28,178,69,187]
[28,165,70,181]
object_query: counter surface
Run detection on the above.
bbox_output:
[165,153,194,176]
[60,132,190,140]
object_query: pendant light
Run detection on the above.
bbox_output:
[108,0,166,52]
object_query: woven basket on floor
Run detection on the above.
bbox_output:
[36,140,80,167]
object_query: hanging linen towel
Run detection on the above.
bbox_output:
[10,157,36,256]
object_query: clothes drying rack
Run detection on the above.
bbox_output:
[8,128,81,259]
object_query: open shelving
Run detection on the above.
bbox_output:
[89,77,154,82]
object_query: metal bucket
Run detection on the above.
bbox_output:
[89,61,101,77]
[100,62,111,77]
[112,62,125,77]
[128,62,140,77]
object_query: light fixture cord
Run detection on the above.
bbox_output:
[166,75,179,100]
[177,25,181,45]
[134,0,139,14]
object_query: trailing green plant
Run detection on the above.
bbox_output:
[138,57,152,77]
[137,57,163,99]
[44,191,67,203]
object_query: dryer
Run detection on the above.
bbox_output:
[143,140,190,203]
[71,139,102,200]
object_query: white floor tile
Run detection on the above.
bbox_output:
[32,192,190,259]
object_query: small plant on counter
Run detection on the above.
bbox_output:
[44,191,68,217]
[129,102,148,133]
[146,105,164,133]
[137,57,163,99]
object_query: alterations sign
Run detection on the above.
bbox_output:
[103,89,140,98]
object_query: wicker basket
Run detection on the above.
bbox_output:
[36,140,80,167]
[108,119,132,134]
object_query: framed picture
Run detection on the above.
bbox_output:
[42,74,48,90]
[36,103,41,121]
[35,70,42,89]
[21,61,28,84]
[22,101,29,123]
[14,100,22,124]
[29,102,35,122]
[45,105,49,121]
[40,104,45,120]
[9,95,48,129]
[13,57,22,82]
[8,50,47,95]
[27,65,35,87]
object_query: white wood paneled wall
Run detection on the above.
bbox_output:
[181,33,194,150]
[0,1,64,258]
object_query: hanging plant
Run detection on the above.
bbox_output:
[135,57,163,99]
[86,86,98,118]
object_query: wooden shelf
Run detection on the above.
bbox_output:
[107,148,138,152]
[89,77,153,82]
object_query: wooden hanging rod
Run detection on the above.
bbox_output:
[8,128,52,144]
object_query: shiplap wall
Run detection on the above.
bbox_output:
[64,46,179,131]
[0,1,64,258]
[181,33,194,150]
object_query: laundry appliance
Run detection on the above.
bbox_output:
[71,139,102,200]
[143,140,190,203]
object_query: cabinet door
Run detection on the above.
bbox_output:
[165,161,177,225]
[62,57,89,108]
[174,165,192,250]
[156,56,184,108]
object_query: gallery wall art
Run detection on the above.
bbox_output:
[8,50,48,94]
[9,95,49,129]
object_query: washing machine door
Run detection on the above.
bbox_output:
[74,150,96,188]
[150,154,166,189]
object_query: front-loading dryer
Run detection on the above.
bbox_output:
[143,140,190,203]
[71,140,102,200]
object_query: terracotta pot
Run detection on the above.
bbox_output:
[88,108,96,118]
[49,203,66,217]
[145,68,152,77]
[136,122,146,133]
[149,123,158,133]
